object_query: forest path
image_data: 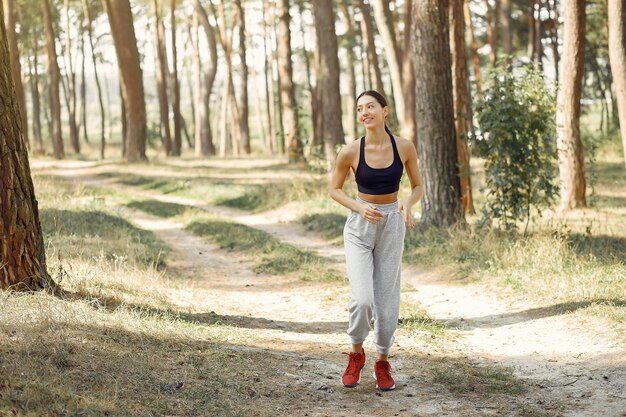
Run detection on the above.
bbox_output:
[39,162,626,417]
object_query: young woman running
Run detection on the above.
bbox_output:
[329,90,423,391]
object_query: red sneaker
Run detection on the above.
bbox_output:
[341,350,366,388]
[373,360,396,391]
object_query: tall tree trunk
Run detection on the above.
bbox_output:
[42,0,64,159]
[170,0,182,156]
[547,0,559,80]
[296,0,315,150]
[262,0,276,154]
[0,2,52,290]
[64,0,80,154]
[450,0,475,214]
[28,43,44,153]
[82,0,106,159]
[401,0,416,145]
[339,0,357,144]
[358,13,373,90]
[79,28,88,144]
[276,0,303,161]
[501,0,512,55]
[608,0,626,169]
[464,0,483,100]
[102,0,147,161]
[355,0,385,96]
[312,0,344,159]
[484,0,497,66]
[371,0,407,135]
[193,0,218,156]
[234,0,251,154]
[3,0,28,148]
[528,0,537,59]
[557,0,587,210]
[534,0,543,70]
[151,0,172,155]
[412,0,464,227]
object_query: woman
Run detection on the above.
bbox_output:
[329,90,423,391]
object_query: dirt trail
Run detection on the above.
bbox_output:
[43,165,626,416]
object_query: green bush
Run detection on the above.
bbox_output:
[474,65,558,232]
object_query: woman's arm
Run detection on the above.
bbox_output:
[329,145,384,224]
[398,139,424,229]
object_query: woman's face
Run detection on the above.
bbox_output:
[356,95,388,128]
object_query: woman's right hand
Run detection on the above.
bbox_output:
[359,203,384,224]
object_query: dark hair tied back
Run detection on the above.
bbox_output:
[357,90,393,135]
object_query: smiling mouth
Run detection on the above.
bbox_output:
[363,118,373,123]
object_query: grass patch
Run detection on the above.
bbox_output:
[398,300,447,339]
[126,199,189,218]
[432,361,526,396]
[185,213,342,281]
[299,212,346,240]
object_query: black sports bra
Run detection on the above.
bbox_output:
[355,133,404,195]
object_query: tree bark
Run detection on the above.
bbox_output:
[0,2,52,290]
[64,0,80,154]
[28,42,44,153]
[412,0,464,227]
[3,0,28,148]
[102,0,147,161]
[234,0,251,154]
[464,0,483,100]
[193,0,218,156]
[276,0,303,161]
[557,0,587,210]
[450,0,475,214]
[371,0,407,134]
[401,0,417,145]
[151,0,172,155]
[501,0,512,55]
[355,0,385,96]
[339,0,358,144]
[42,0,64,159]
[608,0,626,169]
[82,0,106,159]
[312,0,344,159]
[170,0,182,156]
[262,0,277,154]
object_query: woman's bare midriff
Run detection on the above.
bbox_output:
[358,191,398,204]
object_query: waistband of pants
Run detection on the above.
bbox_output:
[356,197,399,213]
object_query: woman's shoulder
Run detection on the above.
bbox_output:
[339,138,361,156]
[392,135,416,151]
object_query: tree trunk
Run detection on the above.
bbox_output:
[296,0,315,151]
[262,0,277,154]
[276,0,303,161]
[464,0,483,100]
[339,0,357,144]
[501,0,512,55]
[3,0,28,148]
[528,0,536,59]
[412,0,464,227]
[0,2,52,290]
[484,0,497,66]
[608,0,626,169]
[450,0,475,214]
[102,0,147,161]
[79,28,88,144]
[193,0,218,156]
[234,0,251,154]
[557,0,587,210]
[312,0,344,159]
[64,0,80,154]
[28,43,44,153]
[170,0,182,156]
[42,0,64,159]
[402,0,417,145]
[547,0,559,80]
[371,0,407,135]
[151,0,172,155]
[355,0,385,96]
[82,0,106,159]
[534,0,543,70]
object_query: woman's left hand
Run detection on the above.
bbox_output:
[398,201,415,229]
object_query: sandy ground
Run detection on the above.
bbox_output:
[38,163,626,417]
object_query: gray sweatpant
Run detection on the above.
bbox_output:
[343,198,406,355]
